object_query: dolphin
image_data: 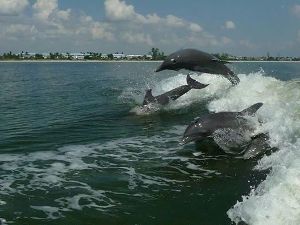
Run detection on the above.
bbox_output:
[155,49,239,85]
[243,133,272,159]
[143,74,208,106]
[181,103,263,145]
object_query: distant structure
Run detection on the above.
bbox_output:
[1,49,298,61]
[101,54,108,59]
[22,52,36,59]
[42,53,50,59]
[70,53,85,60]
[126,54,152,60]
[112,53,126,60]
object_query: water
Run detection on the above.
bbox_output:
[0,61,299,225]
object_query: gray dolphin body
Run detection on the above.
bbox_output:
[156,49,239,85]
[143,75,208,106]
[243,133,272,159]
[182,103,263,144]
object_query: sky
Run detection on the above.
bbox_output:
[0,0,300,56]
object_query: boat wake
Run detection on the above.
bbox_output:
[0,70,299,224]
[122,70,300,224]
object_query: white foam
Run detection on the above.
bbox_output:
[228,141,300,225]
[0,218,7,225]
[30,206,61,220]
[0,125,220,220]
[207,72,300,224]
[125,73,232,115]
[1,71,298,223]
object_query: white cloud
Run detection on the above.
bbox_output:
[103,0,225,52]
[104,0,203,32]
[104,0,136,21]
[75,15,115,42]
[240,39,255,49]
[122,32,153,46]
[0,0,28,15]
[33,0,71,23]
[189,23,203,33]
[0,0,238,54]
[33,0,57,21]
[224,20,236,29]
[56,9,71,21]
[32,0,114,42]
[5,24,36,34]
[142,13,161,24]
[292,4,300,16]
[91,22,115,41]
[188,31,219,47]
[0,1,115,50]
[1,24,38,40]
[102,0,219,52]
[165,15,185,27]
[221,36,232,45]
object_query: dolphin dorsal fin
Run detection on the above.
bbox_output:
[143,89,155,105]
[239,103,263,116]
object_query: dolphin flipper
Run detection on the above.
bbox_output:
[239,103,263,116]
[186,74,209,89]
[243,133,271,159]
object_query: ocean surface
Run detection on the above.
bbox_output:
[0,61,299,225]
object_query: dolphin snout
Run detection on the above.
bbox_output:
[155,66,163,72]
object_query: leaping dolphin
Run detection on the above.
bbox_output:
[181,103,263,144]
[181,103,267,158]
[155,49,239,85]
[143,74,208,106]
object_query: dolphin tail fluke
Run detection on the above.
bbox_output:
[143,89,155,105]
[239,102,263,116]
[186,74,209,89]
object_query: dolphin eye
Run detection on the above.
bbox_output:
[170,58,176,63]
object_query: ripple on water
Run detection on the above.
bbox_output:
[0,126,225,221]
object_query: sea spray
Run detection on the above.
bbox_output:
[208,73,300,225]
[124,73,231,115]
[124,70,300,224]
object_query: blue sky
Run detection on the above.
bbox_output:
[1,0,300,56]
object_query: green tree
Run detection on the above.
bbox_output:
[107,54,113,60]
[150,48,165,60]
[35,54,44,60]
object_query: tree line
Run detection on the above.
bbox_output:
[0,48,167,61]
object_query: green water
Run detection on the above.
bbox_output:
[0,62,298,225]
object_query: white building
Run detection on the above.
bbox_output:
[126,54,143,60]
[70,53,85,60]
[112,53,125,59]
[101,54,108,59]
[42,53,50,59]
[145,54,153,60]
[23,52,36,59]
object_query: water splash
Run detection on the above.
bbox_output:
[124,70,300,224]
[208,72,300,225]
[121,73,232,115]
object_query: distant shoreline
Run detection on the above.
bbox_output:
[0,60,299,63]
[229,60,300,63]
[0,60,162,63]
